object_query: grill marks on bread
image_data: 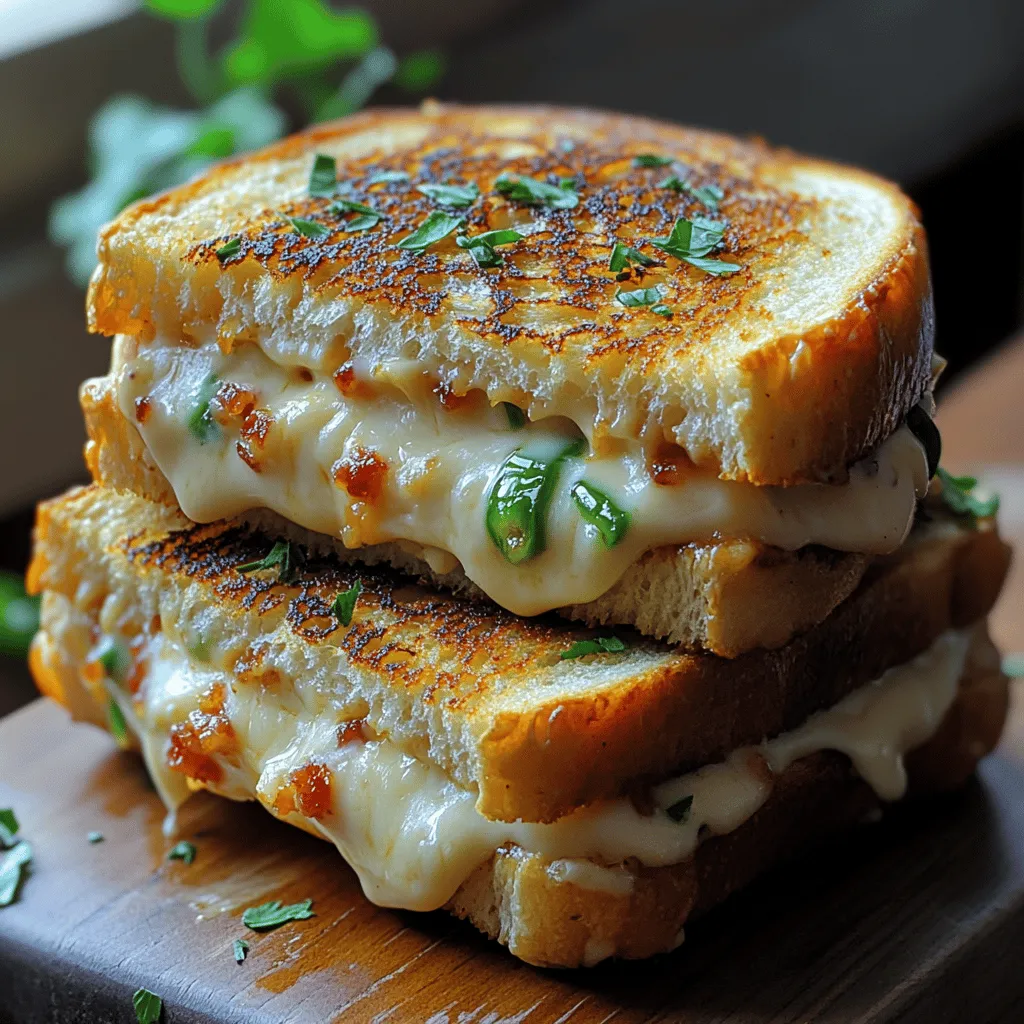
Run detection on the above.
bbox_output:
[187,139,804,358]
[121,519,629,709]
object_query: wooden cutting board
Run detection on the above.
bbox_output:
[1,687,1023,1024]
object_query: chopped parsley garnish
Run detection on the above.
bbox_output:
[494,173,579,209]
[936,468,1000,521]
[236,540,298,582]
[666,795,693,823]
[107,698,129,748]
[308,153,338,197]
[0,809,18,849]
[486,440,586,564]
[651,216,739,275]
[456,228,524,267]
[215,238,241,262]
[396,211,464,252]
[0,840,31,906]
[633,153,673,167]
[651,303,673,318]
[242,898,315,931]
[687,183,725,210]
[656,176,724,212]
[233,938,249,963]
[503,403,527,429]
[328,198,382,231]
[333,581,362,627]
[570,481,631,548]
[616,286,664,308]
[344,214,380,232]
[905,406,942,479]
[287,215,330,240]
[367,170,409,185]
[416,182,480,208]
[559,636,627,660]
[608,242,655,275]
[96,636,130,686]
[187,373,221,445]
[88,831,104,844]
[168,841,196,865]
[132,987,162,1024]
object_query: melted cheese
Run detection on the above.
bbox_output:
[112,628,969,915]
[112,337,929,616]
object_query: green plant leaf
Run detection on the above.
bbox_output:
[132,988,162,1024]
[394,50,446,92]
[333,581,362,627]
[223,0,377,90]
[559,636,627,660]
[0,841,32,907]
[417,182,479,208]
[0,571,40,658]
[494,173,579,209]
[242,899,315,931]
[0,809,18,849]
[187,373,221,444]
[936,468,1000,520]
[633,153,673,167]
[236,541,298,582]
[309,153,338,197]
[145,0,221,19]
[108,699,130,749]
[50,90,285,287]
[396,211,464,252]
[168,841,197,865]
[233,938,249,963]
[616,286,664,308]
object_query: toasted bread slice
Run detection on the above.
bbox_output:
[80,375,868,656]
[28,485,1009,826]
[86,103,932,484]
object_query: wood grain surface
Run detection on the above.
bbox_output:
[0,340,1021,1024]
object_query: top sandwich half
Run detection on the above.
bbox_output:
[83,102,936,636]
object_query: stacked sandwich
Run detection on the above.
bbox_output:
[28,104,1011,967]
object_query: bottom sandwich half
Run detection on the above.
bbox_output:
[28,486,1011,968]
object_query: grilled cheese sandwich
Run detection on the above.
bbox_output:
[26,102,1013,968]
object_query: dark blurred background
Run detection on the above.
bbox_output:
[1,0,1023,714]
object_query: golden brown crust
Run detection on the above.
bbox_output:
[28,486,1009,826]
[80,374,867,655]
[449,636,1009,967]
[86,103,932,482]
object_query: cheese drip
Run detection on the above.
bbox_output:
[112,628,969,915]
[112,337,930,617]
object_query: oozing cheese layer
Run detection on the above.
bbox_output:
[113,337,929,616]
[109,627,969,914]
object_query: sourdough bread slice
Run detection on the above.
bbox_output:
[86,102,932,484]
[28,485,1009,826]
[80,375,869,656]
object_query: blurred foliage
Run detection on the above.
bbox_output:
[0,572,39,659]
[50,0,445,286]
